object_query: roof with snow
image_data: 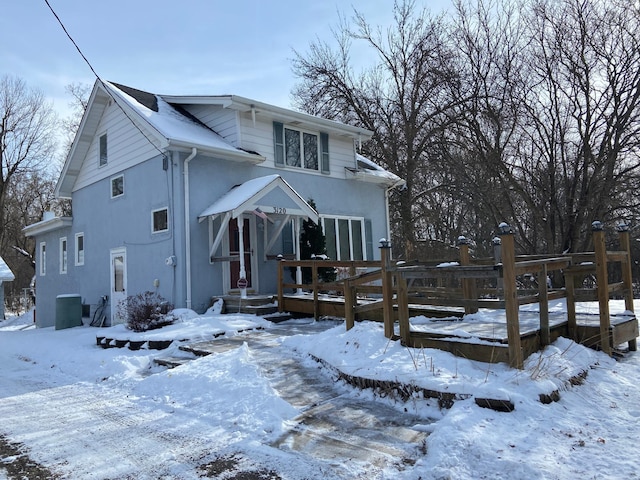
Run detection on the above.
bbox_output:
[0,256,15,282]
[56,79,394,198]
[198,174,318,223]
[347,153,405,187]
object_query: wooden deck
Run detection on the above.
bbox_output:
[277,224,639,368]
[280,292,638,364]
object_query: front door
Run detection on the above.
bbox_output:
[110,247,127,325]
[229,217,252,290]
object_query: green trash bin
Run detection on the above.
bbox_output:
[56,294,82,330]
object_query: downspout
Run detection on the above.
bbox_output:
[183,147,197,309]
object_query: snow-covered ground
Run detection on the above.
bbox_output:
[0,300,639,479]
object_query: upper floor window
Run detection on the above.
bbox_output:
[111,175,124,198]
[59,237,67,274]
[39,242,46,276]
[99,133,108,166]
[152,207,169,233]
[75,233,84,266]
[273,122,329,173]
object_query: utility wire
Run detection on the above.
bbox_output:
[43,0,101,81]
[43,0,167,159]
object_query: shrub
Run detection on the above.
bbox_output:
[118,291,175,332]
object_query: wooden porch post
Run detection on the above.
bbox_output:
[538,264,550,346]
[397,271,411,345]
[493,236,503,292]
[277,256,284,313]
[294,217,303,294]
[380,240,394,338]
[458,236,478,314]
[565,263,577,341]
[592,221,612,356]
[312,260,319,321]
[499,223,523,369]
[345,277,355,330]
[617,223,635,314]
[238,217,248,299]
[617,223,637,351]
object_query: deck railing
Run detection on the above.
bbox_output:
[277,259,381,320]
[276,222,636,369]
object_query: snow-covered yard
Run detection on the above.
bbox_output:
[0,300,639,479]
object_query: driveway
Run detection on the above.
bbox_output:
[0,319,430,479]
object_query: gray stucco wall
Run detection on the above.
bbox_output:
[33,153,176,327]
[32,225,75,327]
[32,149,391,324]
[186,156,389,311]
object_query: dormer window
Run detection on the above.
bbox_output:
[99,133,108,166]
[273,122,329,173]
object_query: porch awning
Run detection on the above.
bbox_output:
[197,174,318,223]
[0,256,15,282]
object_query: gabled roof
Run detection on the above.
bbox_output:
[162,94,374,140]
[56,80,397,199]
[56,81,265,198]
[0,256,15,282]
[198,174,318,223]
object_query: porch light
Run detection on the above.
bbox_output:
[616,221,630,232]
[498,222,512,235]
[591,220,603,231]
[379,238,391,249]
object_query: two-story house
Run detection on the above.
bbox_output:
[24,80,404,327]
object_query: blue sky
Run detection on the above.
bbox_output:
[1,0,449,120]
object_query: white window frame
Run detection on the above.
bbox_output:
[152,207,169,234]
[75,232,84,266]
[274,122,328,172]
[111,174,124,199]
[320,215,367,261]
[39,242,46,276]
[59,237,67,274]
[99,133,108,167]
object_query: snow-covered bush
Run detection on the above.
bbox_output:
[118,291,175,332]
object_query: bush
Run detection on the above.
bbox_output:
[118,291,175,332]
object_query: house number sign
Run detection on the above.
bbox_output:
[273,207,287,214]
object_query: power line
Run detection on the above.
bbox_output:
[43,0,101,81]
[43,0,167,159]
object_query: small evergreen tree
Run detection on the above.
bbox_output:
[299,200,336,284]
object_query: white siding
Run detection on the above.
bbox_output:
[236,111,358,178]
[73,101,159,192]
[181,105,239,145]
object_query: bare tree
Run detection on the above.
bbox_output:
[442,0,530,252]
[60,82,90,157]
[0,75,58,308]
[0,75,58,249]
[292,1,460,258]
[292,0,640,262]
[440,0,640,256]
[515,0,640,253]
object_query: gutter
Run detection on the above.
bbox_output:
[183,147,197,309]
